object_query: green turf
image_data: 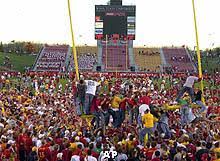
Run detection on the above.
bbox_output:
[59,78,69,91]
[0,52,36,72]
[201,56,220,73]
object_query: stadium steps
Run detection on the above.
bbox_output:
[32,46,43,71]
[160,48,168,66]
[185,48,197,72]
[97,42,103,65]
[128,41,137,70]
[94,41,104,71]
[65,46,72,71]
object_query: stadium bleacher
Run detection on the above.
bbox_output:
[33,45,196,73]
[68,53,97,71]
[32,44,198,73]
[134,47,161,72]
[162,47,196,72]
[33,45,98,72]
[33,45,70,72]
[68,46,98,71]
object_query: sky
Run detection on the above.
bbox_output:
[0,0,220,49]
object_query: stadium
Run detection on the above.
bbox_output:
[0,0,220,160]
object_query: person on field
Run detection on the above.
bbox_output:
[175,74,202,103]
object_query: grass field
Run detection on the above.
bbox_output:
[202,57,220,73]
[0,52,36,72]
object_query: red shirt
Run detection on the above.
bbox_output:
[145,148,157,160]
[187,143,196,154]
[17,134,25,145]
[2,149,12,159]
[128,98,137,107]
[139,96,151,105]
[79,137,87,147]
[83,149,99,159]
[119,98,127,110]
[207,106,214,115]
[62,148,72,161]
[23,135,33,154]
[38,146,51,161]
[100,97,110,111]
[72,148,82,156]
[51,150,58,161]
[90,97,100,113]
[72,83,77,94]
[212,96,219,103]
[151,158,160,161]
[187,152,195,161]
[54,138,62,146]
[91,151,99,159]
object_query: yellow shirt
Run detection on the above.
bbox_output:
[214,148,220,159]
[126,140,134,150]
[70,143,77,150]
[5,80,10,84]
[45,84,49,90]
[17,96,22,102]
[214,148,220,153]
[111,95,122,109]
[142,112,157,128]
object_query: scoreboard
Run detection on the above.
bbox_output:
[95,5,136,40]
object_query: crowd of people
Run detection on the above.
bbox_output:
[0,72,219,161]
[138,51,160,56]
[170,56,190,63]
[69,54,97,71]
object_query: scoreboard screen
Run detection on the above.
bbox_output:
[95,5,136,40]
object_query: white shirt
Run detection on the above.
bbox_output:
[116,153,128,161]
[36,139,42,147]
[34,81,38,91]
[151,84,154,90]
[0,123,4,128]
[188,108,196,122]
[71,155,80,161]
[75,142,85,149]
[85,80,99,95]
[161,84,165,90]
[183,76,198,88]
[139,104,150,116]
[84,156,97,161]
